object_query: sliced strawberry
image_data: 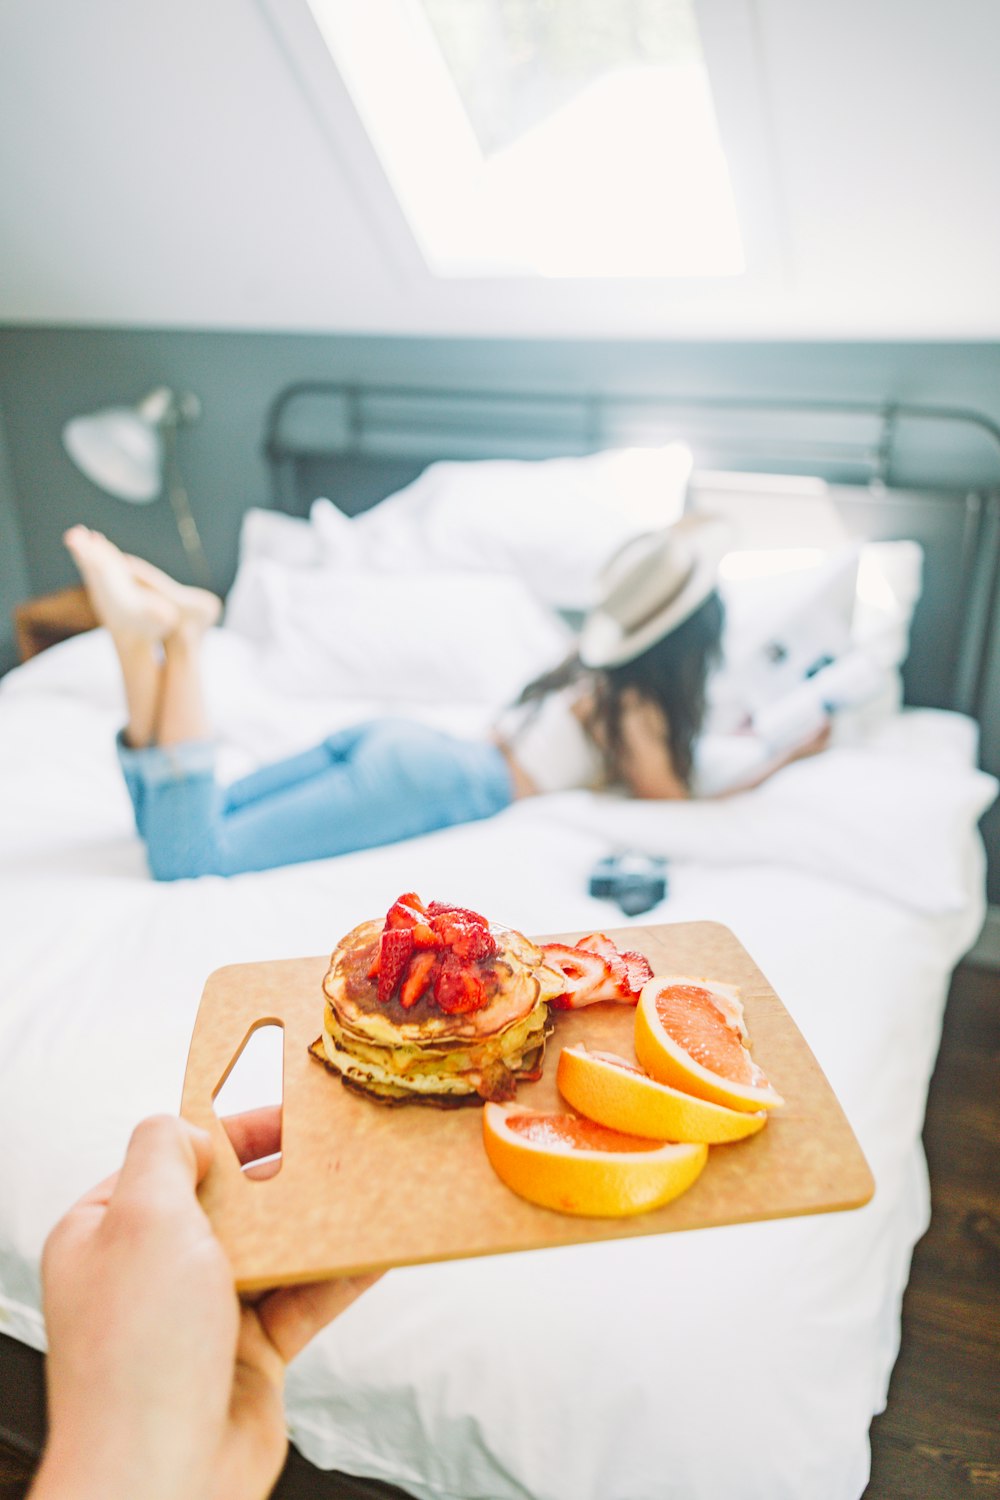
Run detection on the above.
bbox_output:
[377,927,414,1002]
[385,892,427,930]
[398,950,437,1008]
[575,932,629,990]
[541,943,621,1008]
[620,949,654,992]
[410,921,442,950]
[432,910,497,962]
[571,933,651,1001]
[454,926,496,962]
[433,957,487,1014]
[427,901,489,926]
[576,930,618,954]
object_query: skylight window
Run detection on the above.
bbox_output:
[306,0,745,279]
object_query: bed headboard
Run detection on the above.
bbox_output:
[261,382,1000,721]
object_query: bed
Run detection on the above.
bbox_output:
[1,386,997,1500]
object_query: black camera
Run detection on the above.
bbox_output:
[589,851,668,917]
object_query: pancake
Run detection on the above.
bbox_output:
[312,904,564,1105]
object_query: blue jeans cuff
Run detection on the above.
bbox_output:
[115,731,218,786]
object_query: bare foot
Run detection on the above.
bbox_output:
[125,554,222,633]
[63,526,180,640]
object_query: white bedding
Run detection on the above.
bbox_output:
[0,626,995,1500]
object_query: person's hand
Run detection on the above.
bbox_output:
[31,1109,379,1500]
[716,718,834,797]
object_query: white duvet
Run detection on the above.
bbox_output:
[0,627,994,1500]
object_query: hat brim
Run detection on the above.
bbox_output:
[578,517,729,669]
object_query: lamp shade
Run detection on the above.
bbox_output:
[63,406,164,503]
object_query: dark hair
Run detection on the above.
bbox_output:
[517,591,725,788]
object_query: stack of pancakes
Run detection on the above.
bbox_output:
[312,918,562,1105]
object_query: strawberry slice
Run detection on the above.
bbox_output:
[541,943,621,1008]
[576,932,630,992]
[571,933,652,1001]
[399,950,437,1008]
[433,957,487,1014]
[385,893,427,930]
[428,901,489,925]
[620,949,654,991]
[383,893,440,948]
[377,927,414,1002]
[432,910,497,962]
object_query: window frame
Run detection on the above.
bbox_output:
[256,0,785,297]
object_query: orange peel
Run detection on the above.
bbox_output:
[634,976,784,1114]
[557,1042,768,1144]
[482,1103,707,1217]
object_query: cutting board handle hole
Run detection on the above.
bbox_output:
[212,1020,284,1181]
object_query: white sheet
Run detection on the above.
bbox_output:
[0,629,994,1500]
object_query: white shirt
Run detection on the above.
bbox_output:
[496,687,606,794]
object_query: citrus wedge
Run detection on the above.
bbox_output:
[635,976,784,1114]
[482,1103,707,1217]
[557,1043,768,1144]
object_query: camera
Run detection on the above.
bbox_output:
[589,851,668,917]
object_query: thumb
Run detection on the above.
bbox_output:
[112,1114,214,1216]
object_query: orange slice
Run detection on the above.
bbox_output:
[482,1103,707,1217]
[557,1043,768,1144]
[635,976,784,1114]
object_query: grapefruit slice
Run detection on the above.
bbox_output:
[482,1103,707,1217]
[635,976,784,1114]
[557,1043,768,1144]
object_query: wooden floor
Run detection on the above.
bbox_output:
[862,961,1000,1500]
[2,962,998,1500]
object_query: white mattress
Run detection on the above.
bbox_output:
[0,628,995,1500]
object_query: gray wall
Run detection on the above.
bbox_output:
[0,396,32,671]
[1,326,997,900]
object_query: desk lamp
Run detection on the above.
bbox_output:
[62,386,211,585]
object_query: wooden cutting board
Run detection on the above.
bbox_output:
[180,921,874,1291]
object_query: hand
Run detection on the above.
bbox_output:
[790,720,834,760]
[717,719,834,798]
[31,1109,379,1500]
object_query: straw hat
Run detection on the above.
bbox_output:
[578,515,730,669]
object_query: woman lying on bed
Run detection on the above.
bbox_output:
[64,518,824,881]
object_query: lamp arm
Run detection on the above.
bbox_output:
[162,424,212,588]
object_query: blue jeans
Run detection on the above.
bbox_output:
[117,720,513,880]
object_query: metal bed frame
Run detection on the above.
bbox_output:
[262,382,1000,724]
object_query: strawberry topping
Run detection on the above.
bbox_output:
[433,956,487,1014]
[399,950,438,1008]
[370,893,496,1011]
[377,927,414,1003]
[430,910,497,962]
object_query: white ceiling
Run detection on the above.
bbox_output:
[2,0,999,339]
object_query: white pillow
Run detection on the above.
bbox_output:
[853,540,923,669]
[225,444,692,634]
[309,445,693,610]
[224,508,323,642]
[253,566,573,705]
[235,505,321,567]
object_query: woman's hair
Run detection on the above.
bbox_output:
[517,591,725,788]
